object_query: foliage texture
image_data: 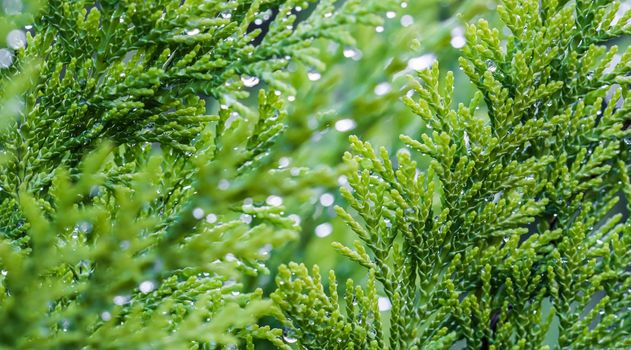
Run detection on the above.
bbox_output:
[0,0,391,348]
[273,0,631,349]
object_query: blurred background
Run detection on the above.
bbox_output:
[235,0,501,294]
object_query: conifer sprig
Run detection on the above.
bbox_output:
[0,0,392,348]
[274,0,631,348]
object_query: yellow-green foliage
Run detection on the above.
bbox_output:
[0,0,393,349]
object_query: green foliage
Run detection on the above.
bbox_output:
[0,0,391,348]
[2,0,630,349]
[273,0,631,349]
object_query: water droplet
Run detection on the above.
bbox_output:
[319,193,335,207]
[378,296,392,311]
[278,157,290,168]
[119,240,130,250]
[408,54,436,71]
[450,35,466,49]
[258,244,272,256]
[289,214,301,225]
[400,15,414,27]
[486,59,497,72]
[463,131,470,152]
[186,28,200,36]
[283,328,298,344]
[139,280,155,294]
[307,71,321,81]
[374,82,392,96]
[335,118,356,132]
[218,179,230,190]
[241,76,259,87]
[266,195,283,207]
[240,214,253,224]
[343,47,361,60]
[61,319,70,332]
[6,29,26,49]
[261,9,272,20]
[225,112,238,128]
[315,223,333,237]
[113,295,128,305]
[206,213,217,224]
[0,49,14,69]
[192,207,205,219]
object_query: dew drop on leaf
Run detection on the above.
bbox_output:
[138,281,155,294]
[241,76,259,87]
[240,214,252,224]
[400,15,414,27]
[100,311,111,321]
[335,118,356,132]
[374,82,392,96]
[408,54,436,71]
[192,207,204,219]
[186,28,200,36]
[319,193,334,207]
[266,195,283,207]
[6,29,26,49]
[205,213,217,224]
[307,71,321,81]
[0,49,14,69]
[378,296,392,311]
[486,59,497,72]
[343,47,361,60]
[315,223,332,237]
[283,328,298,344]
